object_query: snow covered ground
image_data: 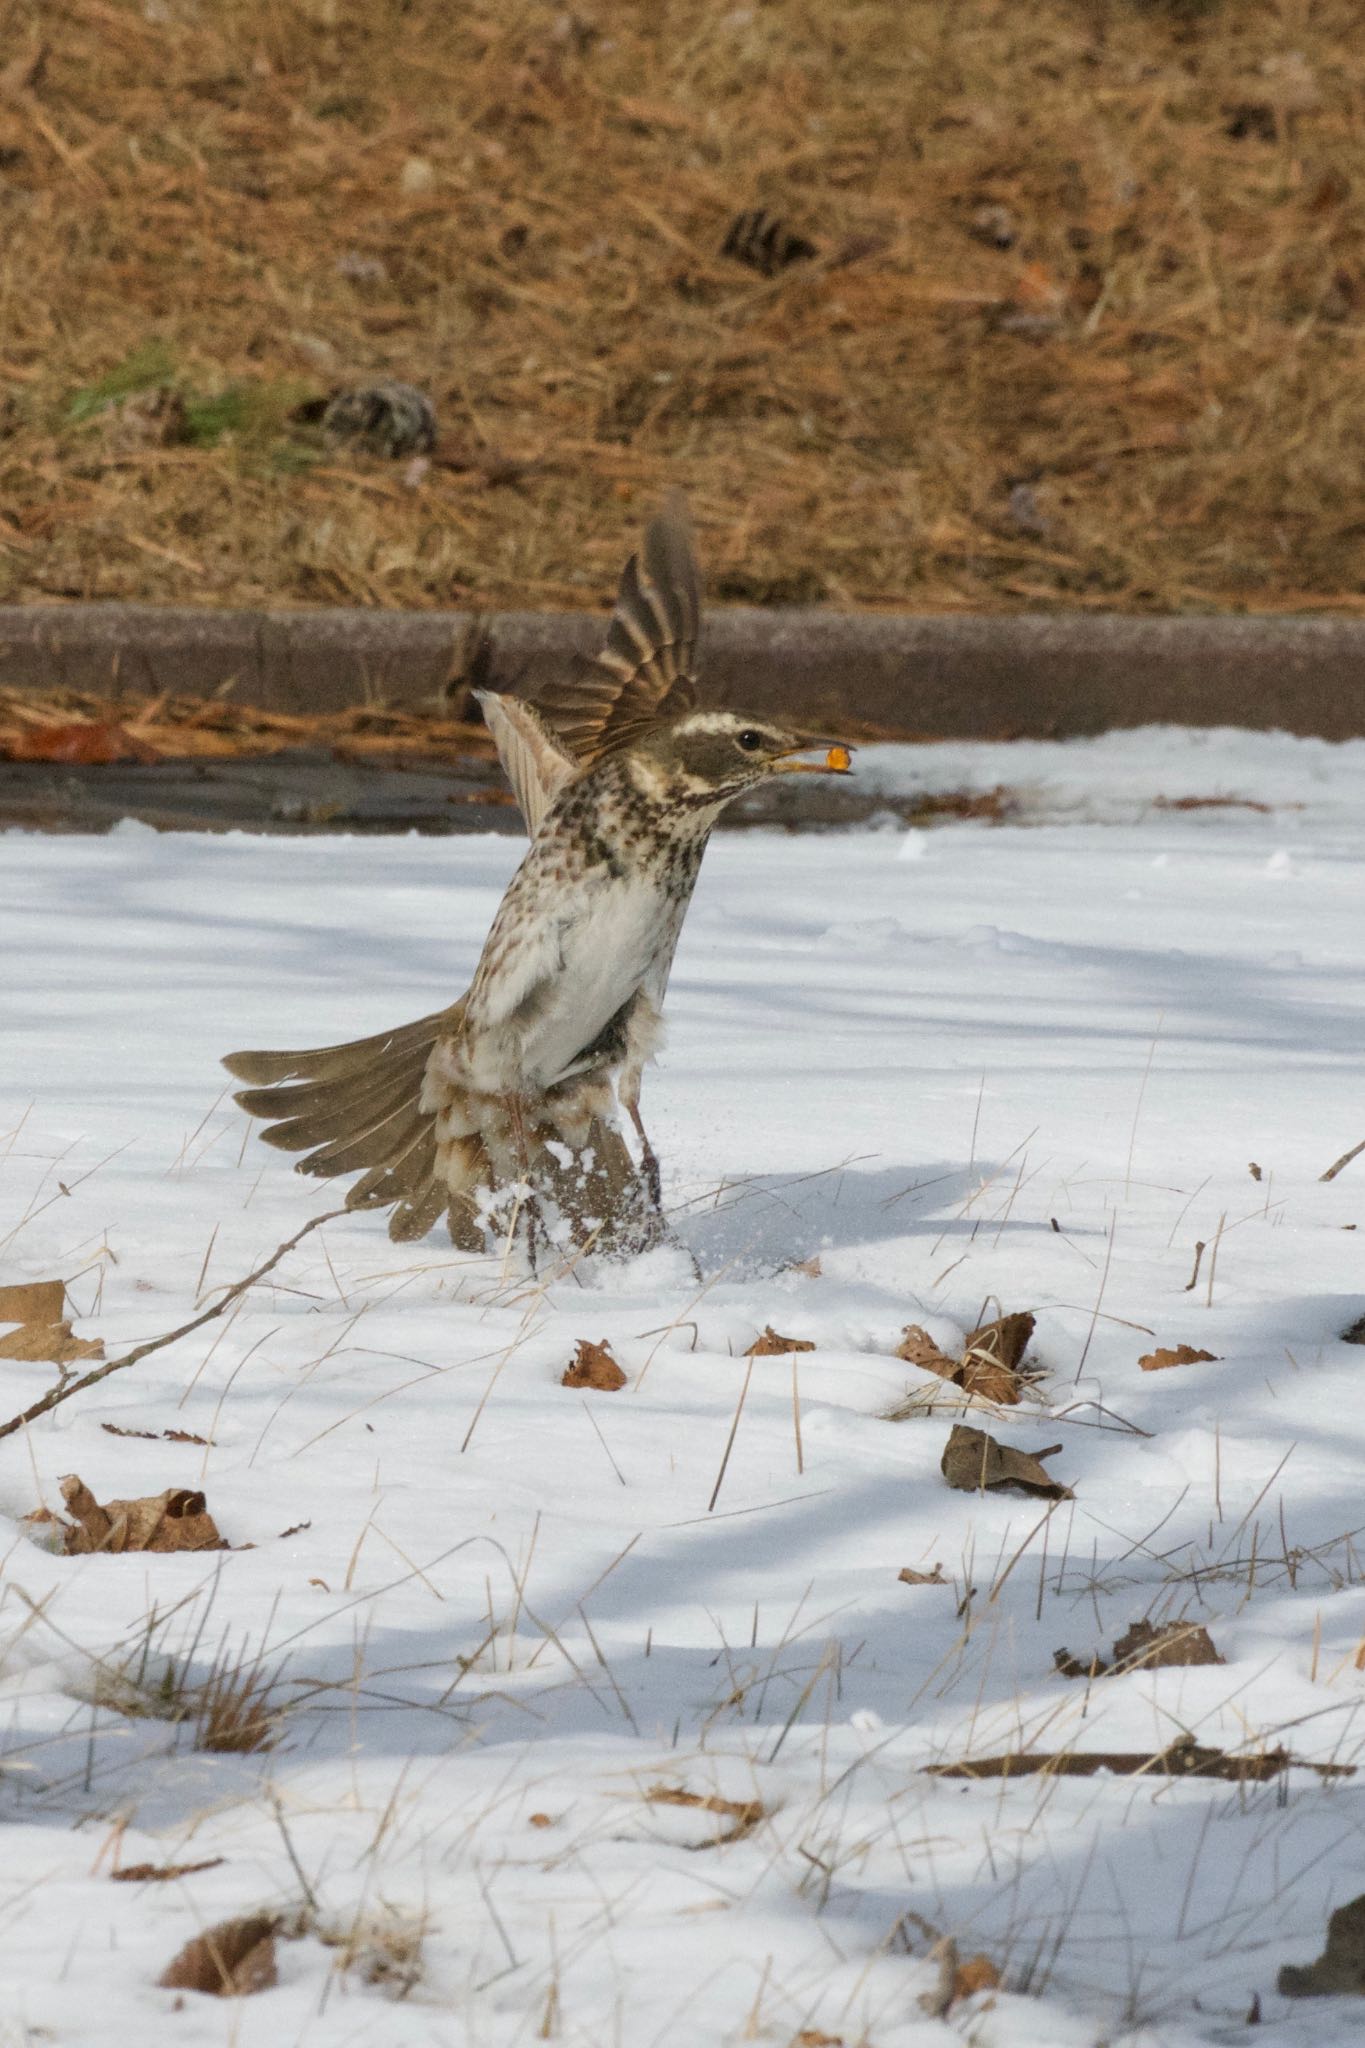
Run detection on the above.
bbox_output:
[2,726,1364,2048]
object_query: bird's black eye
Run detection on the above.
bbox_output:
[736,728,764,753]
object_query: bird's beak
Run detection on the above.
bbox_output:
[769,741,855,777]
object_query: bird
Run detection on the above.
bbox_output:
[223,500,850,1257]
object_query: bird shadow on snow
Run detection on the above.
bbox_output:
[667,1156,1066,1272]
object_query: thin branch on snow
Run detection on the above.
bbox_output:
[1320,1137,1365,1183]
[0,1208,349,1444]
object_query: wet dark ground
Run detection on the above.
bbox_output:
[0,751,934,835]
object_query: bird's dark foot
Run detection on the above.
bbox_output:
[625,1102,663,1213]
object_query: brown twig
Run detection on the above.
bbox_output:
[0,1208,348,1444]
[1320,1139,1365,1184]
[1205,1211,1226,1308]
[708,1355,756,1514]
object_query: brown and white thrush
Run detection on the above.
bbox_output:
[223,500,850,1254]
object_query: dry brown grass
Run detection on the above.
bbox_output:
[1,0,1364,616]
[191,1640,283,1754]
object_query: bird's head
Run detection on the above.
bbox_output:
[629,710,852,809]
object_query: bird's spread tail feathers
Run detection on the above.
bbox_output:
[224,1006,461,1241]
[224,1005,656,1255]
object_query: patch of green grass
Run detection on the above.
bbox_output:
[181,382,305,448]
[265,438,324,474]
[66,341,178,423]
[66,353,322,464]
[181,385,254,446]
[184,379,322,467]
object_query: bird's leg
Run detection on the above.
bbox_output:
[503,1090,541,1272]
[624,1096,662,1213]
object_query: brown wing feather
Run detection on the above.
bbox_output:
[474,690,577,836]
[534,496,701,763]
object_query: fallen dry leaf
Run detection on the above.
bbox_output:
[898,1564,946,1586]
[101,1422,212,1445]
[6,716,162,765]
[0,684,500,774]
[646,1784,766,1846]
[528,1812,553,1829]
[920,1935,1003,2018]
[1052,1645,1106,1680]
[899,1313,1032,1404]
[1152,794,1271,815]
[158,1913,278,1995]
[746,1326,816,1357]
[0,1275,104,1365]
[1279,1891,1365,1997]
[940,1424,1072,1499]
[1111,1618,1223,1671]
[964,1310,1034,1373]
[112,1857,224,1884]
[58,1474,227,1555]
[928,1735,1351,1782]
[794,2032,844,2047]
[958,1310,1034,1401]
[1055,1617,1224,1679]
[0,1322,103,1363]
[958,1357,1022,1404]
[561,1339,626,1391]
[1139,1343,1218,1371]
[953,1954,1002,2004]
[908,786,1016,825]
[0,1280,65,1323]
[898,1324,956,1375]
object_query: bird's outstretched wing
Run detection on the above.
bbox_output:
[474,689,578,838]
[533,496,701,763]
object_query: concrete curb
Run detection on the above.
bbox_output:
[2,603,1364,738]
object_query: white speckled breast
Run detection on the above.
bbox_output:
[458,755,715,1097]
